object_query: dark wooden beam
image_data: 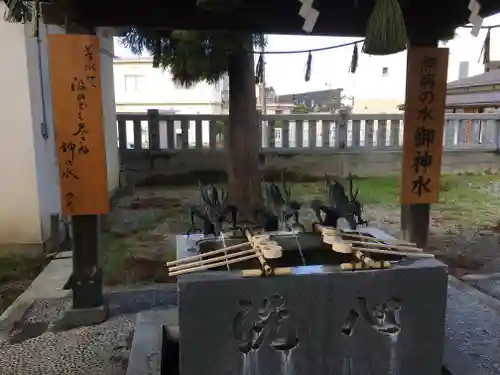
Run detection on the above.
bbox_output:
[58,0,500,38]
[71,214,104,309]
[42,1,90,31]
[41,3,66,26]
[55,0,368,36]
[62,23,105,311]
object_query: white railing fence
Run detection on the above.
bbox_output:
[116,111,500,152]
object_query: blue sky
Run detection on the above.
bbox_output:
[114,13,500,96]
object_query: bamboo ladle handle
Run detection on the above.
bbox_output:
[169,253,260,276]
[169,248,257,272]
[244,230,273,276]
[319,225,376,267]
[166,241,250,267]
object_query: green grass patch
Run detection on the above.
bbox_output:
[0,253,47,314]
[0,254,47,284]
[291,175,400,207]
[102,205,185,285]
[292,174,500,227]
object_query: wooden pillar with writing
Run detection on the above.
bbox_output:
[400,41,449,249]
[48,32,109,312]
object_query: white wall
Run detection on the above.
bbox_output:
[353,52,408,103]
[116,103,222,114]
[0,10,43,244]
[24,23,66,245]
[0,6,118,247]
[98,29,120,193]
[113,54,275,115]
[114,59,223,114]
[351,17,500,112]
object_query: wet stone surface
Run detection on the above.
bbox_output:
[0,287,177,375]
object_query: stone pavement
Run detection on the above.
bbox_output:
[0,286,177,375]
[445,277,500,375]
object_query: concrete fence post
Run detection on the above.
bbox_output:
[147,109,160,151]
[495,116,500,151]
[336,109,348,149]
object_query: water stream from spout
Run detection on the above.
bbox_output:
[281,212,306,266]
[387,334,400,375]
[216,222,230,271]
[242,351,260,375]
[280,350,295,375]
[290,226,306,266]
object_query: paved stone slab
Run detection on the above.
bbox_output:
[0,257,72,343]
[445,281,500,375]
[55,251,73,260]
[467,279,500,301]
[27,257,72,299]
[461,273,500,281]
[127,308,178,375]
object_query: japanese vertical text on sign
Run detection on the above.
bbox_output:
[401,47,449,204]
[48,34,109,216]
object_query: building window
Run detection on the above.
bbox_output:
[124,75,145,92]
[275,128,282,143]
[382,67,389,77]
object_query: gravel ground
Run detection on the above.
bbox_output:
[0,287,177,375]
[301,204,500,277]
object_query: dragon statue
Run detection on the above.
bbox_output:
[261,173,305,232]
[311,174,368,230]
[186,183,238,236]
[186,173,306,236]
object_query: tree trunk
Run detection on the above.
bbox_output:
[227,33,263,221]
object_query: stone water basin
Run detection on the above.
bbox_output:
[195,229,403,272]
[177,229,448,375]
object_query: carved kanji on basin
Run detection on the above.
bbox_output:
[233,294,299,354]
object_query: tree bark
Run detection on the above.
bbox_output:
[227,33,263,221]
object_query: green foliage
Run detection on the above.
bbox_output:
[120,29,266,87]
[2,0,32,23]
[291,103,309,114]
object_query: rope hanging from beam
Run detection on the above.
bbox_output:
[247,24,500,56]
[363,0,408,55]
[479,27,491,64]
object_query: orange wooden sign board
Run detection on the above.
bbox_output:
[48,34,109,216]
[401,47,449,204]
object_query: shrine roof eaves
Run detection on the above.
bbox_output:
[54,0,500,39]
[448,70,500,89]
